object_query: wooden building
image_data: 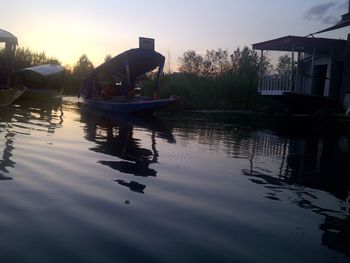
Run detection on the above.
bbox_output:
[253,1,350,114]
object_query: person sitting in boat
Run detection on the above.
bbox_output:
[101,81,114,99]
[133,87,141,97]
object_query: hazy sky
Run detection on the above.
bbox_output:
[1,0,349,68]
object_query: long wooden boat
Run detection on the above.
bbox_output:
[83,96,177,114]
[17,64,64,99]
[0,85,27,106]
[80,38,177,114]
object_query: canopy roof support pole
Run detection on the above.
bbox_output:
[154,62,164,99]
[123,59,130,96]
[5,42,16,89]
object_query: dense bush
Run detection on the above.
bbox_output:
[143,73,260,110]
[143,46,273,111]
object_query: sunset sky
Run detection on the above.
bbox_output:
[1,0,349,68]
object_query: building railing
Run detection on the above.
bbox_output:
[259,74,302,95]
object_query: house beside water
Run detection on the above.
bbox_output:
[252,1,350,114]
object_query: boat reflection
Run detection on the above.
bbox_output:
[80,106,175,194]
[16,97,64,134]
[0,98,64,181]
[0,117,16,180]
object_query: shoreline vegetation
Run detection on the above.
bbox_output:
[1,46,292,112]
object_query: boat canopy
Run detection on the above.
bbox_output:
[20,64,64,77]
[91,48,165,80]
[17,64,64,90]
[81,48,165,99]
[0,29,18,45]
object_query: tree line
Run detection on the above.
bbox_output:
[1,45,292,110]
[177,46,291,78]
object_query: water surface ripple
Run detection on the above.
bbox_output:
[0,97,348,262]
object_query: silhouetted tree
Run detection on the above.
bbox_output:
[202,48,231,77]
[178,50,203,75]
[179,48,231,77]
[73,54,94,79]
[12,48,60,70]
[230,46,273,77]
[230,46,260,77]
[276,54,292,75]
[104,54,112,62]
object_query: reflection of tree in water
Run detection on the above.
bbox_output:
[81,107,175,194]
[154,112,350,257]
[243,130,350,258]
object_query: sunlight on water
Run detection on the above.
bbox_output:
[0,97,349,262]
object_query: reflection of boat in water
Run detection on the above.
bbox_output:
[0,127,16,180]
[16,64,65,99]
[80,106,175,193]
[0,29,27,106]
[0,106,22,180]
[0,98,64,181]
[80,38,177,114]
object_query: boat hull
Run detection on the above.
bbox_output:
[0,85,27,106]
[83,97,177,114]
[20,88,63,100]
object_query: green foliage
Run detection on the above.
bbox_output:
[178,46,271,80]
[178,48,232,78]
[0,47,60,70]
[178,50,203,75]
[165,46,273,110]
[19,48,59,68]
[276,54,292,75]
[104,54,112,62]
[143,72,261,110]
[72,54,94,78]
[202,48,231,77]
[230,46,262,77]
[64,54,95,94]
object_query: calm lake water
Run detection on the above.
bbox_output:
[0,96,349,262]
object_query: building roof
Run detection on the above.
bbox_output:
[252,35,347,53]
[315,15,350,34]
